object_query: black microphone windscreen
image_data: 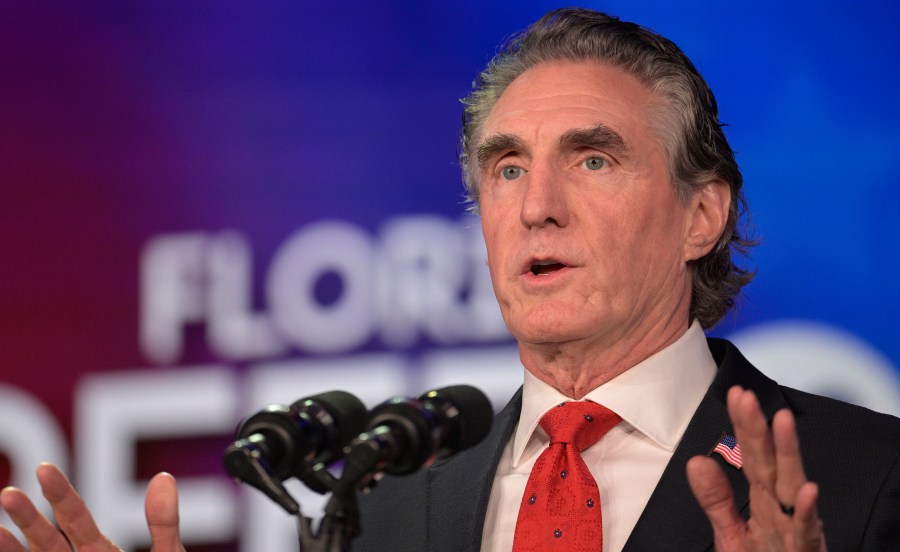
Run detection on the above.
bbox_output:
[291,390,368,448]
[420,385,493,451]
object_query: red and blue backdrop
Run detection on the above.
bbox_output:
[2,2,899,550]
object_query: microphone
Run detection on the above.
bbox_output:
[339,385,493,491]
[223,390,367,513]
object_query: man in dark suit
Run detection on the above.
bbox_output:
[355,340,900,550]
[350,8,900,551]
[2,7,899,552]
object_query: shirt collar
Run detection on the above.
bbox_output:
[511,320,717,467]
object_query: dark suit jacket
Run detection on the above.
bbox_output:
[354,338,900,551]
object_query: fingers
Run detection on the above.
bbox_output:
[725,386,826,551]
[728,387,809,511]
[793,482,826,551]
[686,456,746,547]
[145,473,184,551]
[0,524,28,552]
[0,485,70,551]
[1,466,184,552]
[35,463,113,549]
[728,386,776,490]
[1,464,118,551]
[772,408,807,509]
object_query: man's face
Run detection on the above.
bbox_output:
[477,61,697,349]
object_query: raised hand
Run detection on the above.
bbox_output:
[687,386,826,551]
[0,463,184,552]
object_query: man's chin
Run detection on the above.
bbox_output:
[503,302,609,345]
[509,321,592,347]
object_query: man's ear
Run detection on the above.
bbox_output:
[683,179,730,262]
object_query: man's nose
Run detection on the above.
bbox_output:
[520,165,569,228]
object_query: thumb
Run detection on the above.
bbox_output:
[145,472,185,551]
[687,456,745,547]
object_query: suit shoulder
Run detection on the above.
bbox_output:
[709,337,900,462]
[781,387,900,471]
[782,384,900,441]
[710,337,900,432]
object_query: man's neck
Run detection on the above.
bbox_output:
[518,313,691,399]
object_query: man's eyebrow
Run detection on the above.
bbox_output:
[560,124,629,157]
[476,133,522,168]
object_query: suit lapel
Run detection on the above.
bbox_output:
[424,389,522,552]
[623,338,787,551]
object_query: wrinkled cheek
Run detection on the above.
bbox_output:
[501,303,541,341]
[481,228,514,294]
[494,277,523,322]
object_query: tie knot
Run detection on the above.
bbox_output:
[539,401,621,452]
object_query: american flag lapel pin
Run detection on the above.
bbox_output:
[709,431,743,469]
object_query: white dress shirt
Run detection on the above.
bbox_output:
[480,321,718,552]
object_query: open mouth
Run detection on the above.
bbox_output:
[530,260,567,276]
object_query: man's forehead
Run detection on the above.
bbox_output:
[475,64,659,165]
[479,60,656,141]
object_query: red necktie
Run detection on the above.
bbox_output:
[512,401,621,551]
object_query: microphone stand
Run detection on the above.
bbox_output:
[281,398,444,550]
[294,436,386,551]
[225,442,364,551]
[295,492,360,552]
[294,467,363,552]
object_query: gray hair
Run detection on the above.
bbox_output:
[459,8,754,329]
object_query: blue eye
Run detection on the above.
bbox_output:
[584,157,607,171]
[501,166,523,180]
